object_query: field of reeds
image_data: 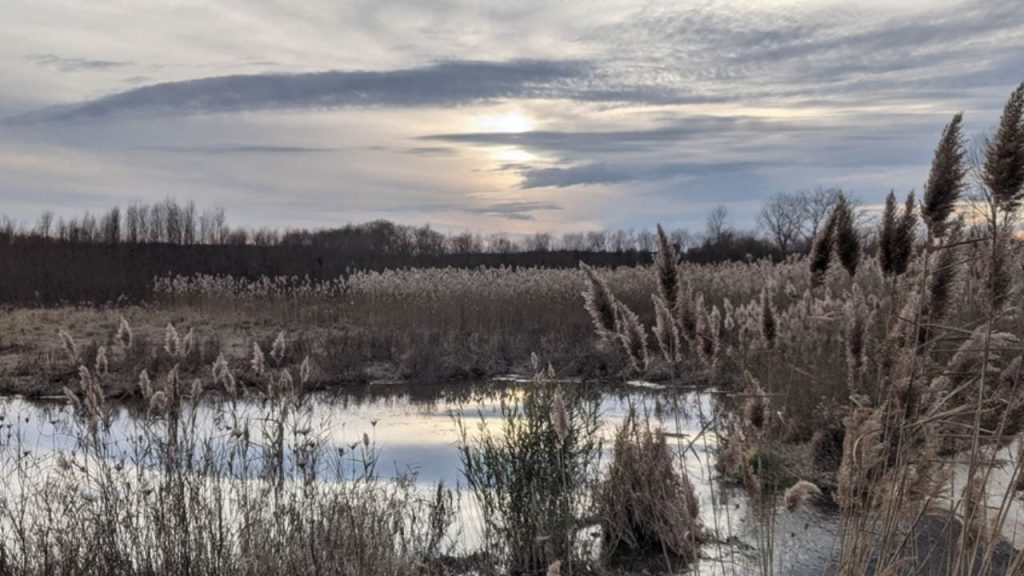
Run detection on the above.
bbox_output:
[2,83,1024,575]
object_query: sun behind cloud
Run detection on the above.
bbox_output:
[473,111,535,133]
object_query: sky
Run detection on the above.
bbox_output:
[1,0,1023,235]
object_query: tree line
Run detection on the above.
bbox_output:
[0,193,857,305]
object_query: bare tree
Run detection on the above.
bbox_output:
[585,231,608,252]
[798,187,844,243]
[561,232,586,251]
[525,232,553,252]
[636,229,657,252]
[669,228,694,252]
[705,205,731,242]
[35,211,53,239]
[757,192,804,253]
[100,207,121,244]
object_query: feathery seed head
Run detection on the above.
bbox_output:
[833,194,860,277]
[809,209,838,287]
[983,82,1024,213]
[300,355,312,384]
[270,331,286,365]
[251,342,265,376]
[760,286,777,349]
[580,262,620,345]
[58,329,77,362]
[654,224,681,309]
[164,323,180,357]
[922,112,966,238]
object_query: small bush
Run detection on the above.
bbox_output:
[456,375,602,574]
[597,408,701,564]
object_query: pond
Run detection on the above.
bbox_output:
[0,380,991,575]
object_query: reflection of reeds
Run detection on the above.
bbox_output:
[3,322,455,576]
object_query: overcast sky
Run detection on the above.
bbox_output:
[1,0,1022,234]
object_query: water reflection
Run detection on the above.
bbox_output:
[0,382,844,575]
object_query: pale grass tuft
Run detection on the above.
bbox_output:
[271,330,286,365]
[94,346,109,376]
[251,342,266,376]
[181,327,194,356]
[138,369,153,399]
[164,323,180,357]
[550,390,569,445]
[614,301,648,374]
[784,479,822,511]
[652,294,682,366]
[58,329,77,362]
[115,316,133,350]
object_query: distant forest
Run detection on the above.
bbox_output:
[0,193,847,305]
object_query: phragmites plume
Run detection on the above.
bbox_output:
[982,82,1024,214]
[784,480,822,511]
[58,329,77,362]
[833,194,860,277]
[878,191,898,274]
[845,300,867,396]
[94,346,109,376]
[580,262,620,345]
[694,296,720,373]
[878,191,918,276]
[270,331,286,365]
[272,369,294,399]
[922,112,966,238]
[115,316,133,350]
[987,239,1012,314]
[742,372,767,432]
[149,390,167,413]
[212,353,236,395]
[166,364,181,406]
[925,226,961,326]
[550,390,569,445]
[69,366,106,434]
[675,282,699,343]
[251,342,266,376]
[652,294,682,366]
[164,323,181,357]
[181,328,194,357]
[760,286,776,349]
[300,355,312,384]
[615,302,649,374]
[139,369,153,400]
[809,209,838,287]
[1015,442,1024,493]
[653,224,680,309]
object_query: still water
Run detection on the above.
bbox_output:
[0,380,845,575]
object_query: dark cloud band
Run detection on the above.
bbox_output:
[15,60,597,122]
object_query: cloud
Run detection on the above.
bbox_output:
[140,144,340,154]
[25,53,132,73]
[14,60,600,122]
[464,201,562,220]
[422,115,813,154]
[517,160,764,188]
